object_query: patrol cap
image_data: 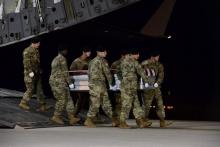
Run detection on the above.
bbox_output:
[31,36,41,43]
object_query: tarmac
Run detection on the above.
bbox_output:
[0,89,220,147]
[1,120,220,147]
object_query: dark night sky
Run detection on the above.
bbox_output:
[0,0,219,120]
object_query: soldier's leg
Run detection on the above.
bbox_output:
[119,89,132,128]
[133,92,152,128]
[36,76,46,105]
[73,93,84,115]
[154,88,165,119]
[50,85,66,125]
[85,85,101,127]
[155,88,172,127]
[112,93,121,127]
[19,77,36,110]
[132,92,145,120]
[36,76,51,112]
[143,89,155,119]
[113,93,121,118]
[87,86,101,118]
[66,89,80,125]
[120,90,133,121]
[101,89,113,119]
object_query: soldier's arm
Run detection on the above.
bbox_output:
[88,62,91,81]
[23,50,32,74]
[111,61,121,77]
[135,61,148,83]
[156,63,164,85]
[110,61,117,74]
[60,57,71,84]
[115,64,123,81]
[102,60,113,85]
[141,60,148,66]
[69,60,78,70]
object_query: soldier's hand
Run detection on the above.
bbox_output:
[69,83,75,89]
[29,72,34,78]
[144,83,149,88]
[154,83,159,88]
[110,85,117,91]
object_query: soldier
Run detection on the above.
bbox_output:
[110,50,126,127]
[69,46,91,116]
[119,48,152,129]
[50,44,80,125]
[19,37,50,112]
[69,46,91,71]
[141,49,172,127]
[84,46,116,128]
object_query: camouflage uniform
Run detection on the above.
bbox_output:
[141,60,165,119]
[70,57,90,71]
[87,56,113,119]
[69,56,90,115]
[49,54,75,116]
[120,56,148,122]
[21,46,46,105]
[111,57,123,118]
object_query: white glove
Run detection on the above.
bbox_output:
[69,83,75,89]
[110,85,117,91]
[144,83,149,88]
[154,83,159,88]
[29,72,34,78]
[116,80,121,89]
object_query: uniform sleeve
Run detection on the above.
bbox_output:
[111,62,117,70]
[60,57,71,84]
[102,60,113,85]
[23,50,32,74]
[69,60,78,70]
[116,64,123,81]
[141,60,148,66]
[135,61,148,83]
[111,61,119,72]
[156,63,164,85]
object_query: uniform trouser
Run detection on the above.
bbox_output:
[112,92,121,118]
[143,88,165,119]
[50,82,74,115]
[87,83,112,118]
[22,75,45,105]
[120,88,145,122]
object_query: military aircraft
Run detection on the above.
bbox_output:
[0,0,144,47]
[0,0,176,47]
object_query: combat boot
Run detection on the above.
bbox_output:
[68,114,80,125]
[51,114,64,125]
[160,119,173,127]
[84,117,96,128]
[136,118,152,128]
[112,116,120,127]
[143,118,153,127]
[19,100,30,110]
[38,104,52,112]
[119,121,131,129]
